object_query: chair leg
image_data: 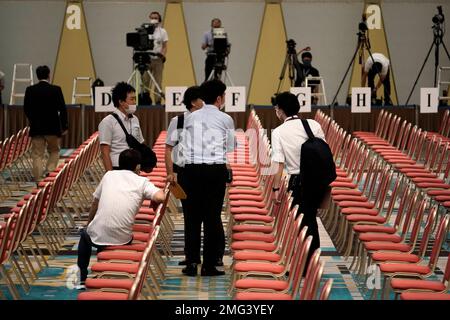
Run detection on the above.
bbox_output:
[0,264,21,300]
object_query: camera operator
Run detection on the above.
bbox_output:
[142,11,168,105]
[361,52,392,106]
[201,18,230,82]
[295,50,320,105]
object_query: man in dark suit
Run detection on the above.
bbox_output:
[24,65,68,181]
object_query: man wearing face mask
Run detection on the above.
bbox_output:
[98,82,144,171]
[75,148,165,289]
[178,79,235,277]
[295,51,320,105]
[142,11,168,105]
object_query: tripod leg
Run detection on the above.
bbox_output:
[146,70,165,102]
[276,54,290,95]
[331,42,360,106]
[405,39,435,105]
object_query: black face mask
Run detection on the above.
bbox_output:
[302,60,311,68]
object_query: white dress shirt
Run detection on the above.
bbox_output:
[87,170,160,246]
[364,53,390,77]
[165,111,190,167]
[98,109,144,168]
[271,116,326,175]
[180,104,235,164]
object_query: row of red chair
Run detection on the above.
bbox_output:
[316,110,450,300]
[0,132,103,299]
[0,126,33,199]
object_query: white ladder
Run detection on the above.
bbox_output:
[305,76,327,105]
[72,77,93,104]
[438,66,450,101]
[9,63,33,105]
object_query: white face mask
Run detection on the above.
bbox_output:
[126,104,137,115]
[150,19,159,25]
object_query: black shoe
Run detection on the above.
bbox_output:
[178,259,201,266]
[182,263,198,276]
[201,266,225,276]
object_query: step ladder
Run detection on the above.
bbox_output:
[437,66,450,101]
[305,76,327,105]
[9,63,33,105]
[72,77,93,104]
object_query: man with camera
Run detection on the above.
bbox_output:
[361,52,392,106]
[295,50,321,105]
[142,11,168,105]
[201,18,230,82]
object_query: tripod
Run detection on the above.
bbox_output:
[331,28,382,106]
[405,21,450,105]
[275,49,297,95]
[127,64,164,105]
[207,54,235,85]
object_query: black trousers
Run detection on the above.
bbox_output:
[288,175,328,274]
[178,164,227,267]
[204,55,216,82]
[368,68,391,104]
[76,229,106,282]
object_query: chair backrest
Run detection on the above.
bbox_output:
[306,260,325,300]
[403,196,427,246]
[290,234,313,299]
[438,109,450,135]
[319,279,334,300]
[427,214,450,271]
[299,248,321,300]
[285,219,307,280]
[128,226,160,300]
[417,204,438,258]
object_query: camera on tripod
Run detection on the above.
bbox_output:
[433,6,445,25]
[211,28,230,70]
[286,39,297,55]
[126,23,157,73]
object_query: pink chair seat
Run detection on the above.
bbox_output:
[233,251,281,262]
[77,292,128,300]
[390,278,446,291]
[371,252,420,263]
[234,262,285,274]
[231,241,277,251]
[235,278,288,290]
[232,233,275,243]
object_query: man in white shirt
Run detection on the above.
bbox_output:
[178,79,235,276]
[98,82,144,171]
[165,86,204,266]
[271,92,326,270]
[142,11,168,105]
[361,52,392,106]
[76,149,165,287]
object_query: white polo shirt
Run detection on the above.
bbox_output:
[87,170,160,246]
[165,111,190,167]
[271,116,326,175]
[364,53,390,77]
[98,109,144,168]
[151,26,169,59]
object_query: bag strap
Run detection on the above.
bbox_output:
[177,113,184,129]
[301,119,315,140]
[111,113,131,138]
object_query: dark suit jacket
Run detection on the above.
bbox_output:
[24,81,68,137]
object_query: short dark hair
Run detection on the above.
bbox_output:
[301,52,312,60]
[372,62,383,74]
[119,149,142,171]
[111,82,135,108]
[36,65,50,80]
[150,11,162,22]
[275,91,300,117]
[200,79,226,105]
[183,86,202,110]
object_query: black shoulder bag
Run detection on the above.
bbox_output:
[111,113,157,172]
